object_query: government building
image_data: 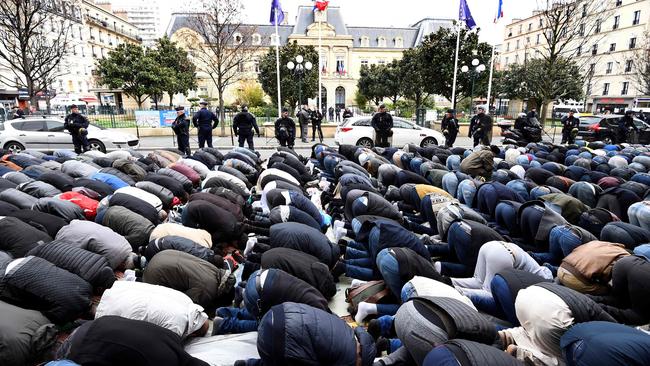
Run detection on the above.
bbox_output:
[166,6,453,111]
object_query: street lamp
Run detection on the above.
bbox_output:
[461,58,485,114]
[287,55,313,107]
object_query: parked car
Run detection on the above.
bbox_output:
[334,116,445,148]
[0,116,139,153]
[577,114,650,144]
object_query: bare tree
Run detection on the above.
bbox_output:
[193,0,258,135]
[529,0,612,121]
[0,0,76,110]
[632,32,650,96]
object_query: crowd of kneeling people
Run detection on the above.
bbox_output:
[2,138,650,365]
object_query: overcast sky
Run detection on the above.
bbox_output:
[114,0,541,44]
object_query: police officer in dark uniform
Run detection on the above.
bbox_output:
[441,109,459,148]
[561,109,580,144]
[192,101,219,148]
[371,104,393,147]
[469,106,493,146]
[616,110,639,144]
[64,104,90,153]
[310,107,324,142]
[233,105,260,150]
[171,106,191,155]
[274,108,296,149]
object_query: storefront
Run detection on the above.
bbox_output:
[593,97,634,114]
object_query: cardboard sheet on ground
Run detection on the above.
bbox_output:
[184,332,259,365]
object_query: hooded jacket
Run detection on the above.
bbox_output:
[0,300,56,366]
[108,193,160,225]
[102,206,155,250]
[66,316,209,366]
[149,223,212,249]
[55,220,131,270]
[0,188,38,209]
[28,240,115,289]
[0,256,92,324]
[181,200,241,245]
[17,181,61,198]
[269,222,339,268]
[261,248,336,299]
[142,250,235,311]
[33,197,86,222]
[248,302,376,366]
[135,181,174,210]
[112,159,147,182]
[144,236,217,264]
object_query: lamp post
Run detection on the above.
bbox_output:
[461,57,486,114]
[287,55,313,108]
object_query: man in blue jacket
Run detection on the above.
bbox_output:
[192,101,219,148]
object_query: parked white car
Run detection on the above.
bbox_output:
[0,117,139,153]
[335,116,445,148]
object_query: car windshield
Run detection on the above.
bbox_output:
[579,116,602,126]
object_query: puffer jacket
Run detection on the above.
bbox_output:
[58,192,99,220]
[72,178,115,199]
[170,163,201,186]
[0,217,52,258]
[61,160,98,178]
[3,171,31,185]
[92,171,131,189]
[142,250,235,311]
[114,186,163,212]
[0,300,56,366]
[266,189,323,227]
[102,206,155,250]
[144,236,217,265]
[261,247,337,299]
[17,181,61,198]
[56,220,132,269]
[188,192,243,220]
[218,166,251,188]
[202,171,250,198]
[158,168,193,193]
[144,173,188,202]
[269,205,320,231]
[95,281,207,338]
[256,168,301,192]
[108,193,160,225]
[112,159,146,182]
[177,158,210,179]
[181,200,241,246]
[0,188,38,209]
[149,223,212,249]
[28,240,115,289]
[37,171,74,192]
[134,182,174,210]
[33,197,85,222]
[0,256,92,323]
[269,222,339,268]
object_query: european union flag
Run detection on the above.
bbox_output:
[459,0,477,30]
[270,0,284,25]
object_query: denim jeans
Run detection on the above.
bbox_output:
[519,204,545,248]
[568,182,599,209]
[495,202,519,236]
[213,307,258,335]
[345,263,375,280]
[377,249,403,298]
[456,179,477,206]
[490,274,516,325]
[601,222,650,249]
[442,172,459,198]
[346,246,369,260]
[632,172,650,186]
[420,195,437,229]
[446,154,461,171]
[506,180,530,201]
[430,221,472,277]
[628,201,650,231]
[531,225,582,265]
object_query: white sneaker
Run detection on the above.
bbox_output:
[244,237,258,256]
[333,220,345,231]
[350,279,367,288]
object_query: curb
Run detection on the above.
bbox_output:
[139,145,315,150]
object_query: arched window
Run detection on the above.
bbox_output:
[378,36,386,48]
[360,36,370,47]
[270,34,279,46]
[252,33,261,45]
[233,32,242,45]
[335,86,345,106]
[394,37,403,48]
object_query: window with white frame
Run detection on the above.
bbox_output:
[625,59,633,72]
[378,37,386,48]
[603,83,610,95]
[633,10,641,25]
[361,36,369,47]
[336,56,346,75]
[606,62,613,74]
[395,37,403,48]
[233,33,242,45]
[252,34,261,45]
[622,81,629,95]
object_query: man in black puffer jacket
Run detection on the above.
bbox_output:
[0,217,52,258]
[233,105,260,150]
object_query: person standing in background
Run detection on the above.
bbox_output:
[192,101,219,148]
[171,106,191,155]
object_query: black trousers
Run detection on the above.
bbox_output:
[561,131,575,144]
[279,137,294,149]
[176,134,191,155]
[238,134,254,149]
[198,127,213,148]
[312,123,323,141]
[446,131,458,147]
[72,135,89,154]
[375,132,391,147]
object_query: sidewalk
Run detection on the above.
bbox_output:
[138,136,333,150]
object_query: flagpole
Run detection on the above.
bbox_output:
[318,13,322,114]
[486,43,496,113]
[451,23,461,111]
[275,11,282,119]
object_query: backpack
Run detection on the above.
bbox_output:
[345,280,394,315]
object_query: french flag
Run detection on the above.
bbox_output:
[313,1,329,12]
[495,0,504,23]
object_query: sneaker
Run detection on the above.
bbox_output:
[331,261,346,281]
[334,226,348,242]
[367,319,381,340]
[333,219,346,231]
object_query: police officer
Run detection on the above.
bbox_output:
[441,109,459,148]
[297,104,310,143]
[616,110,639,144]
[64,104,90,153]
[233,105,260,150]
[192,101,219,148]
[561,108,580,144]
[310,107,324,143]
[527,107,537,120]
[342,107,353,119]
[469,106,493,146]
[171,106,191,155]
[275,108,296,149]
[371,104,393,148]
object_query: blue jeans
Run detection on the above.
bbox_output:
[346,246,369,260]
[214,307,258,335]
[495,202,519,235]
[429,221,472,277]
[531,225,582,265]
[376,249,402,298]
[442,173,460,199]
[629,202,650,231]
[490,274,518,325]
[420,195,437,229]
[456,179,477,206]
